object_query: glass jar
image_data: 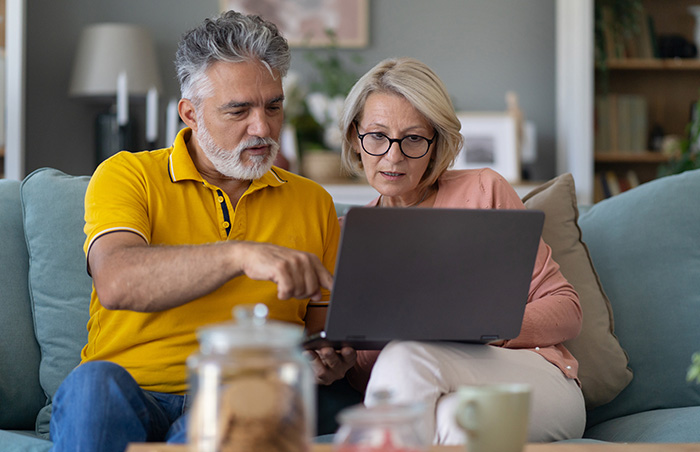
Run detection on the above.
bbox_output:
[334,391,429,452]
[187,304,314,452]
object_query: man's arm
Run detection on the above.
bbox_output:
[89,231,333,312]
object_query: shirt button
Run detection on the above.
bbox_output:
[535,347,540,351]
[566,365,572,370]
[223,221,230,229]
[218,196,224,203]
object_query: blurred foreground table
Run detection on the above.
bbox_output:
[127,443,700,452]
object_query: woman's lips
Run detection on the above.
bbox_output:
[380,171,405,180]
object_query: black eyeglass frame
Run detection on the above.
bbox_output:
[354,121,437,159]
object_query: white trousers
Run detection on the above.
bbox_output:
[364,341,586,445]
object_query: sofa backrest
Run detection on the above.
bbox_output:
[19,168,93,437]
[0,179,46,430]
[580,168,700,426]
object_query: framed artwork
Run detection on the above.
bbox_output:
[220,0,369,48]
[454,113,520,183]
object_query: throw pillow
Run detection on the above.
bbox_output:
[580,168,700,427]
[20,168,93,438]
[522,173,632,409]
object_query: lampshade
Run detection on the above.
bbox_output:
[69,23,163,99]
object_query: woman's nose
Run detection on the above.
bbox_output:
[384,141,405,162]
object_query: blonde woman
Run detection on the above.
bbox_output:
[339,57,585,444]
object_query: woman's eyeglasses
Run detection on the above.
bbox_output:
[355,122,436,159]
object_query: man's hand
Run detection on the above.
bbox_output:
[304,346,357,385]
[236,242,334,302]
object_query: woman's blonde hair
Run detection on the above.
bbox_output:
[339,57,464,190]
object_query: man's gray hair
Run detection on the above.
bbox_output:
[175,10,290,103]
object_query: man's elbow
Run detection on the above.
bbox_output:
[94,277,134,310]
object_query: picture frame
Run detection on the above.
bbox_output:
[220,0,369,48]
[453,113,520,183]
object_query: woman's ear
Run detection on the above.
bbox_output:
[352,128,362,155]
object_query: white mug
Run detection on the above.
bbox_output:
[454,383,531,452]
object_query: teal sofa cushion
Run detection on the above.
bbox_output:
[0,430,51,452]
[20,168,93,438]
[585,407,700,442]
[0,180,45,430]
[579,169,700,428]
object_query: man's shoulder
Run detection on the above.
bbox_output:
[92,149,173,184]
[269,167,331,197]
[100,148,171,169]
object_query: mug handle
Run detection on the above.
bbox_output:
[455,399,480,435]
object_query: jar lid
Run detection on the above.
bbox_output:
[337,391,426,426]
[197,304,304,352]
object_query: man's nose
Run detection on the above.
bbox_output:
[248,109,271,137]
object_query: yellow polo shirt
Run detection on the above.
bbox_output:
[81,128,340,394]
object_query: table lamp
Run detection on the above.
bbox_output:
[69,23,163,163]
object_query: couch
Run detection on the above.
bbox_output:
[2,167,700,451]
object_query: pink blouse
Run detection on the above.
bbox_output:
[349,168,581,390]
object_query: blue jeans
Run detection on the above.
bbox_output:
[50,361,189,452]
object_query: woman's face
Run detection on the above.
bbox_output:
[355,92,435,206]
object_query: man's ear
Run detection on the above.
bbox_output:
[178,98,198,132]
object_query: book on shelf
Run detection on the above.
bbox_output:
[597,171,612,199]
[617,174,631,192]
[647,14,659,58]
[605,171,621,197]
[594,173,605,201]
[626,169,640,189]
[630,5,654,59]
[594,94,648,153]
[596,170,642,200]
[601,6,621,60]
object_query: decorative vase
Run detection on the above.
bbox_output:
[301,151,345,183]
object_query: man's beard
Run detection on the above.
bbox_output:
[196,120,280,180]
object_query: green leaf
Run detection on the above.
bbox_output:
[687,352,700,384]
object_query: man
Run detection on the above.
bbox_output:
[49,11,356,451]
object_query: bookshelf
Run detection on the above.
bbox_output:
[594,0,700,202]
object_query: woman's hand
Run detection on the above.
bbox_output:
[304,346,357,385]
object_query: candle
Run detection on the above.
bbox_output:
[146,87,159,144]
[116,71,129,126]
[166,98,179,146]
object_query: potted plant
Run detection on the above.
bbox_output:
[595,0,644,65]
[657,97,700,177]
[284,30,361,182]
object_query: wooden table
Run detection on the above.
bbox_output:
[127,443,700,452]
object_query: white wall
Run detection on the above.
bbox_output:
[4,0,25,180]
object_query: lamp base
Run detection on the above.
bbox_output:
[95,111,134,164]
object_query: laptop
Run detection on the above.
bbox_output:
[304,207,545,350]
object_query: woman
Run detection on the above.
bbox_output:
[339,57,585,444]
